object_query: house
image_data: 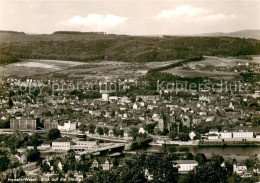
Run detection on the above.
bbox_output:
[228,102,235,111]
[158,119,166,132]
[253,164,260,174]
[57,161,63,171]
[40,143,51,149]
[123,128,130,137]
[1,116,7,121]
[208,133,219,140]
[189,131,196,140]
[174,160,198,173]
[139,127,145,134]
[145,169,153,181]
[136,95,160,102]
[152,113,160,121]
[102,93,109,101]
[91,159,99,169]
[101,159,113,170]
[233,162,247,175]
[133,102,138,110]
[15,151,28,164]
[91,159,113,170]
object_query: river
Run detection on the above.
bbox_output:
[138,145,260,160]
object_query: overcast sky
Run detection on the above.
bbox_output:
[0,0,260,35]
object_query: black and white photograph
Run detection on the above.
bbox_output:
[0,0,260,182]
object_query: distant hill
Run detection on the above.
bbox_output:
[195,30,260,40]
[0,30,260,64]
[53,31,106,35]
[0,30,25,34]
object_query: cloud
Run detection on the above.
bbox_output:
[155,5,235,23]
[61,14,127,30]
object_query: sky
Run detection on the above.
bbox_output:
[0,0,260,35]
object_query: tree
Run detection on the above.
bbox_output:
[183,161,228,183]
[42,162,51,173]
[187,153,194,160]
[97,127,104,136]
[244,158,256,169]
[79,124,86,132]
[104,127,109,135]
[211,155,224,165]
[144,122,157,134]
[47,128,61,140]
[8,99,13,108]
[145,154,179,183]
[16,168,26,178]
[169,131,178,140]
[130,127,139,139]
[111,110,116,118]
[113,128,120,137]
[88,124,96,134]
[179,132,190,141]
[195,153,207,165]
[0,157,9,172]
[113,158,119,167]
[0,120,10,128]
[27,149,41,162]
[28,132,43,147]
[119,129,124,137]
[224,161,233,177]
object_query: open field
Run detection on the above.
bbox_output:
[1,56,259,79]
[164,67,238,77]
[0,59,88,78]
[163,56,260,77]
[0,59,151,80]
[187,56,260,67]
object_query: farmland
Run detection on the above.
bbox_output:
[1,55,259,80]
[162,56,260,78]
[0,59,150,80]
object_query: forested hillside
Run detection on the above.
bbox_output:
[0,32,260,64]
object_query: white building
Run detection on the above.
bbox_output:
[52,142,71,151]
[189,131,196,140]
[233,130,253,139]
[233,162,247,175]
[208,133,219,140]
[102,93,109,101]
[136,95,160,102]
[40,143,51,149]
[174,160,198,173]
[139,127,146,134]
[101,159,113,170]
[219,131,232,139]
[58,121,76,131]
[133,102,138,110]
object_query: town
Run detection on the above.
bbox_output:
[0,56,259,182]
[0,0,260,179]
